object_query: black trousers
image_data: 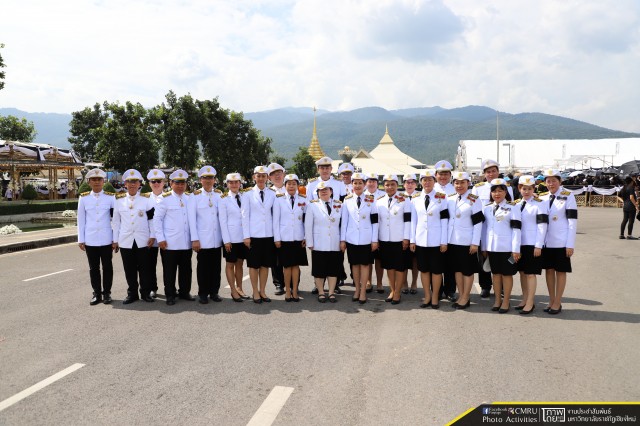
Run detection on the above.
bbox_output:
[120,241,151,298]
[271,263,284,287]
[85,245,113,296]
[196,247,222,296]
[441,270,456,295]
[148,246,160,292]
[621,209,636,235]
[162,249,192,298]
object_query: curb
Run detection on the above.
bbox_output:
[0,235,77,255]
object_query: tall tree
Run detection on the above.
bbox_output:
[68,103,107,160]
[0,43,5,91]
[290,147,317,182]
[95,101,159,173]
[270,154,287,167]
[159,90,201,171]
[0,115,37,142]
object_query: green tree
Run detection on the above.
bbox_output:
[270,154,287,168]
[68,103,107,161]
[0,43,5,91]
[159,91,201,171]
[95,101,159,173]
[21,184,37,203]
[290,147,316,181]
[0,115,37,142]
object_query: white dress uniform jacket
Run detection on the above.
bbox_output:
[471,181,514,204]
[447,191,484,246]
[219,191,244,244]
[410,190,449,247]
[153,191,191,250]
[481,200,522,253]
[273,193,307,242]
[77,190,115,246]
[148,192,164,248]
[434,182,455,196]
[340,193,379,245]
[539,188,578,249]
[305,199,342,251]
[188,189,223,249]
[375,192,411,242]
[306,176,347,201]
[112,193,155,248]
[516,197,548,248]
[241,186,276,239]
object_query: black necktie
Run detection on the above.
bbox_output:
[291,196,295,208]
[549,194,556,208]
[388,198,392,208]
[236,194,241,208]
[260,190,264,202]
[424,194,430,210]
[357,196,361,208]
[493,204,500,215]
[520,200,527,212]
[325,201,331,214]
[458,195,462,201]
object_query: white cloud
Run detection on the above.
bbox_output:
[1,0,639,132]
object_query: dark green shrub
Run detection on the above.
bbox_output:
[22,184,38,203]
[77,182,91,194]
[0,201,78,216]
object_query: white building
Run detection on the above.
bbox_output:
[457,138,640,174]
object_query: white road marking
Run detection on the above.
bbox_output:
[224,275,250,289]
[246,386,294,426]
[473,283,481,294]
[23,269,74,282]
[0,363,85,413]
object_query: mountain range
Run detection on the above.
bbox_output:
[2,105,638,164]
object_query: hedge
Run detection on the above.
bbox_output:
[0,201,78,216]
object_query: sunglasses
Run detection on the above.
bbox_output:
[149,180,163,184]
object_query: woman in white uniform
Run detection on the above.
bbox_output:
[514,175,548,314]
[481,178,522,313]
[340,173,379,304]
[446,171,483,309]
[273,174,308,302]
[539,169,578,315]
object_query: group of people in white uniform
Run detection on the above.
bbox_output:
[77,156,577,315]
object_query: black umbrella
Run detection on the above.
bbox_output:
[620,160,640,176]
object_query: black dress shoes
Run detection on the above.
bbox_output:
[480,288,491,298]
[358,299,367,304]
[210,294,223,302]
[491,306,500,311]
[376,288,385,294]
[142,295,154,303]
[334,286,342,294]
[366,287,373,293]
[166,298,176,306]
[103,294,112,304]
[515,305,525,311]
[445,293,458,302]
[231,295,244,302]
[385,297,392,302]
[311,287,319,295]
[178,294,196,301]
[274,286,285,296]
[547,305,562,315]
[520,305,535,315]
[198,295,209,304]
[498,307,510,314]
[391,299,401,305]
[456,301,471,310]
[90,295,102,306]
[419,302,431,308]
[260,296,271,303]
[431,303,440,309]
[123,296,139,305]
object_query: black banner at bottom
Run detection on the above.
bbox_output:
[449,403,640,425]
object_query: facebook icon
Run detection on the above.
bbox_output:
[482,407,490,415]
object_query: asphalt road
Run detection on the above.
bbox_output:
[0,207,638,425]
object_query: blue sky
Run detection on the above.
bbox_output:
[1,0,639,132]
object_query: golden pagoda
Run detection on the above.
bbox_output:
[307,106,326,160]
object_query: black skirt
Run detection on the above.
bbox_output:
[542,247,572,273]
[446,244,479,276]
[277,241,308,267]
[246,237,276,269]
[517,245,543,275]
[346,243,374,266]
[488,251,518,276]
[223,242,248,262]
[414,245,444,274]
[311,250,343,278]
[378,241,411,272]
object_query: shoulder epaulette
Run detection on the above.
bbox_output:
[485,202,493,206]
[140,193,150,198]
[276,193,285,197]
[311,199,319,203]
[220,193,227,198]
[79,191,90,197]
[515,198,523,203]
[561,190,571,196]
[116,193,127,199]
[538,191,549,196]
[241,187,252,193]
[411,193,420,198]
[193,189,202,195]
[214,189,222,194]
[532,196,541,202]
[436,192,446,197]
[268,187,276,191]
[377,195,386,200]
[298,194,306,198]
[475,182,486,187]
[333,199,342,204]
[308,177,318,182]
[508,201,516,205]
[468,193,478,200]
[162,191,172,197]
[104,191,115,196]
[344,194,354,200]
[447,193,456,197]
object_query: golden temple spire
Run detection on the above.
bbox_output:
[308,106,326,160]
